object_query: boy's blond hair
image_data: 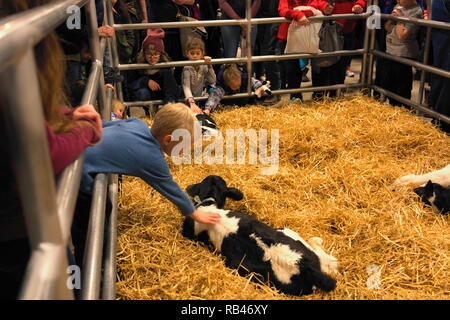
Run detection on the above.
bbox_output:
[151,103,198,139]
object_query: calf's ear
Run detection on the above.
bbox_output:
[186,183,200,197]
[226,187,244,201]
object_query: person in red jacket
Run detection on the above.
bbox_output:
[311,0,366,99]
[278,0,334,101]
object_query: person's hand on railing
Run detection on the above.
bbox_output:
[352,4,364,14]
[291,15,309,27]
[105,84,116,95]
[73,105,103,137]
[98,25,115,38]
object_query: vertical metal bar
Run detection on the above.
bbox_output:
[81,173,108,300]
[105,0,124,102]
[0,49,72,300]
[85,0,108,118]
[246,0,252,97]
[418,26,431,106]
[361,0,372,89]
[101,89,117,299]
[102,173,119,300]
[367,0,378,95]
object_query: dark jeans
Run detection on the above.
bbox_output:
[279,40,303,100]
[255,23,281,91]
[311,30,357,99]
[375,57,413,108]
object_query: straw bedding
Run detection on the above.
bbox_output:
[115,95,449,300]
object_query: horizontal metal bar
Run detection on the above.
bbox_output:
[378,13,450,30]
[372,85,450,124]
[123,83,362,107]
[372,49,450,79]
[118,49,365,71]
[113,13,371,31]
[0,0,89,73]
[81,173,108,300]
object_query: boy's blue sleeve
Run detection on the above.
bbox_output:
[139,169,196,216]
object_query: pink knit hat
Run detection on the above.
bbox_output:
[142,28,165,53]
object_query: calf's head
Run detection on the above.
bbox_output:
[414,180,450,215]
[186,175,243,208]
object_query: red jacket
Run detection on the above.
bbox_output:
[278,0,320,41]
[314,0,367,34]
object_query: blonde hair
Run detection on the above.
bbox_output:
[150,103,197,139]
[111,98,127,119]
[223,64,242,88]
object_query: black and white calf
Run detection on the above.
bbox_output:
[393,164,450,214]
[182,175,338,296]
[414,181,450,215]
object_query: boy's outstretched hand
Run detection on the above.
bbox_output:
[190,209,221,225]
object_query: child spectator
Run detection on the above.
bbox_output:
[376,0,423,107]
[72,103,221,266]
[204,64,269,115]
[145,0,196,84]
[130,28,180,116]
[182,38,216,114]
[111,98,126,121]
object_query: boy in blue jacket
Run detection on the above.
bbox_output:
[72,103,220,269]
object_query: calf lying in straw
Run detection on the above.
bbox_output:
[182,175,338,296]
[393,164,450,214]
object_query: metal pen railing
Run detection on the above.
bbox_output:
[110,0,449,128]
[0,0,117,299]
[367,0,450,125]
[110,0,371,109]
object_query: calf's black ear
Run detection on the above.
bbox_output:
[186,183,200,197]
[226,187,244,201]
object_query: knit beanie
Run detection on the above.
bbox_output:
[142,28,165,53]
